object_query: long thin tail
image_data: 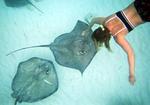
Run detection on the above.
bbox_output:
[27,0,44,14]
[6,45,49,56]
[14,99,18,105]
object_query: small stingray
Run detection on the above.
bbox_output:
[4,0,43,13]
[7,20,97,73]
[11,57,58,105]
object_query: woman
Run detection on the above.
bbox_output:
[82,0,150,85]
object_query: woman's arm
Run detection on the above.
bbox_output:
[82,17,106,36]
[88,17,106,29]
[114,35,135,85]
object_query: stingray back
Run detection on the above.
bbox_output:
[11,57,58,103]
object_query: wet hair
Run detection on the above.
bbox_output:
[91,26,111,51]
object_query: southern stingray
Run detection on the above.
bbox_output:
[11,57,58,105]
[4,0,43,13]
[7,20,97,73]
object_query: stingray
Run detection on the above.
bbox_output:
[11,57,58,105]
[7,20,97,73]
[4,0,43,13]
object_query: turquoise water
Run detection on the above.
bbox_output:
[0,0,150,105]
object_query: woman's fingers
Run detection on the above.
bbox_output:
[129,76,136,85]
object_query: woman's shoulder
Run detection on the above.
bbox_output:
[103,14,116,25]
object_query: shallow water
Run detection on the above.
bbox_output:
[0,0,150,105]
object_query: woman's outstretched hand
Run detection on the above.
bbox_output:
[84,13,94,24]
[129,75,136,85]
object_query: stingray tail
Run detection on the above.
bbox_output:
[6,45,49,56]
[27,0,44,14]
[14,99,18,105]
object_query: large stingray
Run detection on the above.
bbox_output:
[4,0,43,13]
[7,20,97,73]
[11,57,58,105]
[50,20,97,73]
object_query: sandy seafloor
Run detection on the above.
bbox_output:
[0,0,150,105]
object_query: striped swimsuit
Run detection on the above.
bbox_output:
[105,10,135,37]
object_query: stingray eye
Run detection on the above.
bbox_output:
[46,69,49,74]
[44,64,50,74]
[79,50,87,55]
